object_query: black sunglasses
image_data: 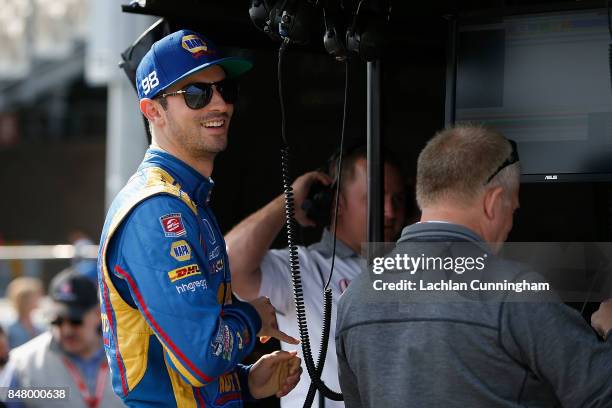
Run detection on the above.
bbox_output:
[51,317,83,327]
[160,79,239,110]
[485,139,519,184]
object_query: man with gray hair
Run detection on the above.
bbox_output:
[415,125,520,253]
[336,124,612,407]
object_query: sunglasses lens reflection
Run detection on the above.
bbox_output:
[184,85,212,109]
[182,80,239,109]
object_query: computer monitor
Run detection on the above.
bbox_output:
[452,9,612,182]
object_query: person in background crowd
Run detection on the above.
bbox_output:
[6,277,43,349]
[0,326,11,388]
[7,269,123,408]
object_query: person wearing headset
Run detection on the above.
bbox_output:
[226,145,411,408]
[98,29,301,407]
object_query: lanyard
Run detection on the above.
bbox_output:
[62,357,109,408]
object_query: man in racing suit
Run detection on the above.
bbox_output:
[98,29,301,407]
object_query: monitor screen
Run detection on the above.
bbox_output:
[454,9,612,182]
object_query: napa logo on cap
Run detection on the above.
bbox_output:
[181,34,213,58]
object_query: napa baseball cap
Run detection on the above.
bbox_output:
[48,269,99,321]
[135,29,253,100]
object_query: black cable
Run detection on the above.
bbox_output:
[303,288,334,407]
[302,55,349,408]
[322,5,330,31]
[325,59,349,292]
[279,38,290,145]
[277,40,343,407]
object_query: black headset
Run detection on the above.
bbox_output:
[345,0,389,61]
[249,0,389,61]
[302,180,334,227]
[322,0,389,62]
[322,1,348,61]
[249,0,317,45]
[300,150,345,228]
[302,144,368,227]
[248,0,275,38]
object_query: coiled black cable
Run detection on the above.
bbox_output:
[304,51,350,408]
[281,148,341,405]
[277,39,344,407]
[303,288,335,406]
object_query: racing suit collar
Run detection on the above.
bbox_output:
[143,148,215,207]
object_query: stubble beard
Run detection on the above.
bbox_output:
[169,114,228,160]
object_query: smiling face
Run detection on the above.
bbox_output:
[142,65,235,175]
[162,65,234,159]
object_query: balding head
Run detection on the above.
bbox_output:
[416,124,520,251]
[416,124,520,209]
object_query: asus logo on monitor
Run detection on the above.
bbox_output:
[544,175,558,181]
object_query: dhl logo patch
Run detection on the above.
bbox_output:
[168,264,201,283]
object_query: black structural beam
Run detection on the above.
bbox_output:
[367,60,383,245]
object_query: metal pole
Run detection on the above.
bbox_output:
[96,2,155,210]
[367,60,383,247]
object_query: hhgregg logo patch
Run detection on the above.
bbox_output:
[168,264,201,282]
[181,34,213,58]
[170,240,192,261]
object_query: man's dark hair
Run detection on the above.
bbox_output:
[154,95,168,110]
[146,96,169,139]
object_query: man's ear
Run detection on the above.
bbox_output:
[140,98,164,125]
[335,190,346,217]
[482,186,504,221]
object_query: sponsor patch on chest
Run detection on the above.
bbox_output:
[170,240,192,261]
[160,213,187,237]
[167,264,201,282]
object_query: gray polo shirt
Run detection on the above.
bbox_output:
[336,222,612,407]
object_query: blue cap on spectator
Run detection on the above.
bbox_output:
[135,29,252,100]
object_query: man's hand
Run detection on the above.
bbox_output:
[248,350,302,399]
[249,296,299,344]
[591,299,612,340]
[291,171,333,227]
